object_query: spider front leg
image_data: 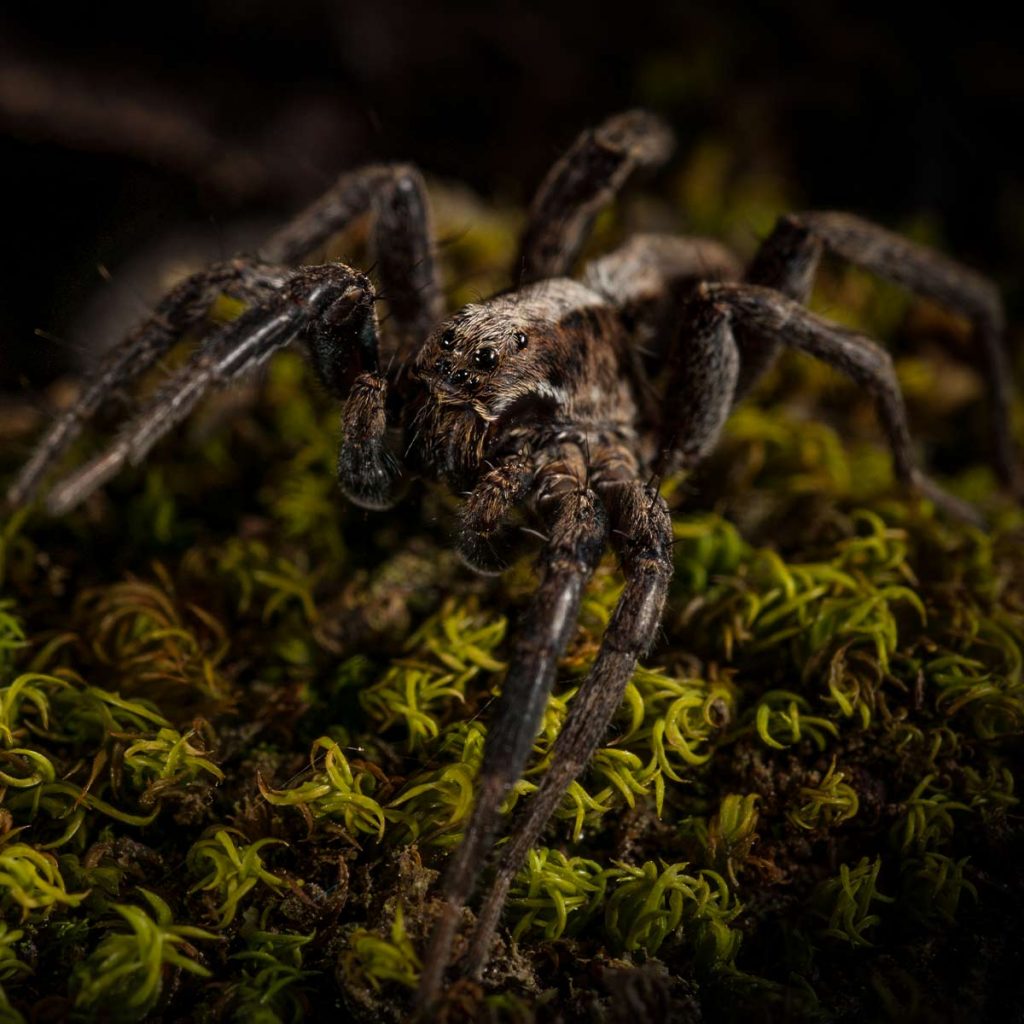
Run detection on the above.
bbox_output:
[464,475,674,979]
[11,163,441,511]
[6,257,287,508]
[416,454,608,1009]
[744,211,1018,490]
[43,264,384,514]
[261,162,443,357]
[336,372,401,510]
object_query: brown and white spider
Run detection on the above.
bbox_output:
[8,110,1017,1007]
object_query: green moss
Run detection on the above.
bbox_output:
[603,861,742,966]
[507,849,607,941]
[188,830,288,927]
[69,889,216,1021]
[0,842,88,918]
[220,916,317,1023]
[813,856,894,948]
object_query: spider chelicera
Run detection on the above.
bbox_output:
[8,110,1018,1008]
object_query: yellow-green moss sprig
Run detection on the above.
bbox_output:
[603,861,742,964]
[123,725,224,806]
[188,829,289,927]
[259,737,386,841]
[0,842,88,919]
[753,690,839,750]
[0,922,30,984]
[0,674,67,747]
[813,856,894,947]
[359,599,506,750]
[224,914,317,1024]
[788,760,860,831]
[71,889,216,1022]
[704,793,760,886]
[900,852,977,924]
[891,774,971,855]
[507,849,607,941]
[341,906,422,993]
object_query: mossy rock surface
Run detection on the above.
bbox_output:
[1,177,1022,1023]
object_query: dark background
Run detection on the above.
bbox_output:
[2,0,1021,389]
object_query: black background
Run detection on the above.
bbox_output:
[2,0,1021,388]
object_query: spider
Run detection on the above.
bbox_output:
[8,110,1017,1008]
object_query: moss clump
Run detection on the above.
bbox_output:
[1,166,1023,1022]
[70,889,216,1021]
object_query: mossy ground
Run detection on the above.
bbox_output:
[1,164,1022,1023]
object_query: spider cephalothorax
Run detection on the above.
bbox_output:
[408,282,637,491]
[8,110,1018,1010]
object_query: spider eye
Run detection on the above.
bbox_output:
[472,347,498,371]
[440,328,456,350]
[515,331,528,350]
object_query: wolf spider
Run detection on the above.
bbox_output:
[8,111,1017,1007]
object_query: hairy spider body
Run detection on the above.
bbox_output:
[410,279,639,489]
[8,111,1017,1010]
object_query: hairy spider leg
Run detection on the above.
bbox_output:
[261,163,443,360]
[456,452,538,574]
[336,372,402,510]
[5,258,287,507]
[464,474,673,978]
[745,211,1018,491]
[10,163,442,511]
[655,291,741,472]
[44,265,380,514]
[515,110,676,287]
[701,282,985,525]
[416,455,609,1008]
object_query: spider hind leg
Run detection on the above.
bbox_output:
[516,110,676,287]
[745,211,1018,491]
[704,282,986,525]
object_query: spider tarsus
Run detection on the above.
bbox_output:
[911,471,989,530]
[454,532,514,576]
[337,454,400,511]
[337,372,401,509]
[45,445,130,516]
